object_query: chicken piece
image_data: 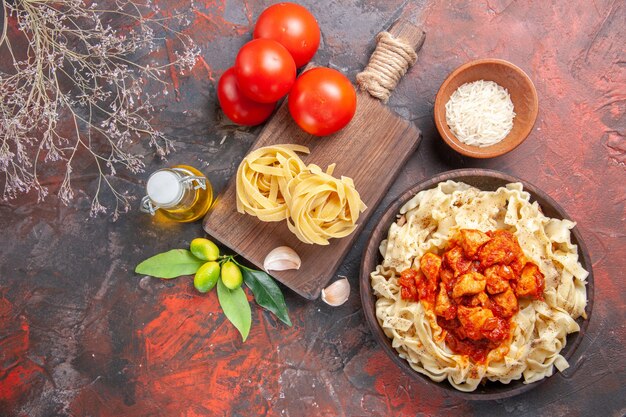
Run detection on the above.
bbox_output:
[440,266,454,287]
[435,282,456,320]
[486,276,510,295]
[420,252,442,283]
[457,229,491,258]
[484,264,515,281]
[398,268,421,301]
[481,316,509,343]
[457,306,494,341]
[452,272,486,299]
[443,246,472,277]
[515,262,545,299]
[491,288,519,318]
[478,230,523,268]
[509,255,527,277]
[484,265,513,294]
[469,291,489,308]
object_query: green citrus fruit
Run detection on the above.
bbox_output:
[221,261,243,290]
[194,261,220,293]
[190,238,220,261]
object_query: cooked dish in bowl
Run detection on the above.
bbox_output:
[370,180,588,392]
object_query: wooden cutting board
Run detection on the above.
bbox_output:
[204,20,424,299]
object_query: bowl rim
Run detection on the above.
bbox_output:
[359,168,594,401]
[433,59,539,159]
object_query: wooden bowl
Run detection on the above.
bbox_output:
[434,59,538,158]
[359,169,594,400]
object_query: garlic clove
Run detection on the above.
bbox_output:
[263,246,301,272]
[321,277,350,306]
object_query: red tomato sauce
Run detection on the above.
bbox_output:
[398,229,545,363]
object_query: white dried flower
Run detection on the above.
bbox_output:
[0,0,200,219]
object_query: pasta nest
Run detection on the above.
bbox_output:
[285,164,367,245]
[236,145,309,222]
[236,145,367,245]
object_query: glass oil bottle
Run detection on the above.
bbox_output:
[140,165,213,222]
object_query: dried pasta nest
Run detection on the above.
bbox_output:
[286,164,366,245]
[236,145,367,245]
[236,145,309,222]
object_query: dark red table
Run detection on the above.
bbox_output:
[1,1,624,416]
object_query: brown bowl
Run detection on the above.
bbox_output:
[434,59,539,158]
[359,169,593,400]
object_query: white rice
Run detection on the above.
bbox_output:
[445,80,516,147]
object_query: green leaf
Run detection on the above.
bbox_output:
[135,249,204,279]
[217,279,251,342]
[239,265,292,326]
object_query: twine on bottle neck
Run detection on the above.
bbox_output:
[356,32,418,103]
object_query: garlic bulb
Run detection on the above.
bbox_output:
[321,277,350,306]
[263,246,301,272]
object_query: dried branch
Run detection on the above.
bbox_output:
[0,0,199,218]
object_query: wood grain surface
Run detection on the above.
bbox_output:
[360,169,594,401]
[203,20,424,299]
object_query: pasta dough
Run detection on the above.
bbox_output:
[236,145,366,245]
[370,181,588,391]
[286,164,367,245]
[236,144,309,222]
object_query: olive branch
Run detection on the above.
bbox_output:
[0,0,199,219]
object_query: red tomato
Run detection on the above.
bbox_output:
[253,3,320,68]
[234,39,296,103]
[217,67,275,126]
[288,67,357,136]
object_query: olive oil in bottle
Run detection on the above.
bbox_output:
[140,165,213,222]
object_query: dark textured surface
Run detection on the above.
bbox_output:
[1,1,625,416]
